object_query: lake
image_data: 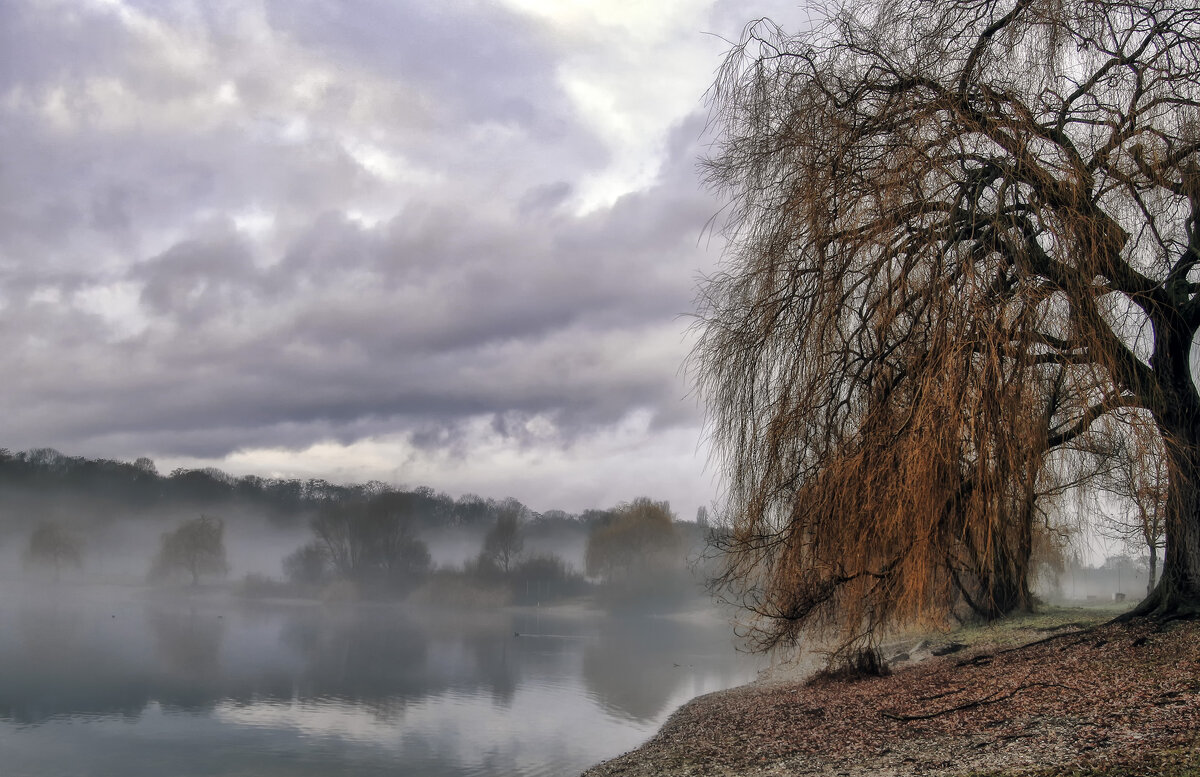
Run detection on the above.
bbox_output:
[0,587,763,776]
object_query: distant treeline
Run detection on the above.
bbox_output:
[0,447,715,612]
[0,447,618,532]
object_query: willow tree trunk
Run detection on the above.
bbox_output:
[1136,316,1200,618]
[951,520,1035,621]
[977,562,1033,620]
[1137,434,1200,616]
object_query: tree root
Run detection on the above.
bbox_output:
[1116,585,1200,624]
[880,681,1072,722]
[994,624,1097,655]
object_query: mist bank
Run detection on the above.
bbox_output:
[0,447,717,614]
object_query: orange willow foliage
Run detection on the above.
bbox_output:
[694,0,1200,654]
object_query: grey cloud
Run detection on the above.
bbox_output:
[0,2,603,284]
[2,133,716,459]
[261,0,568,132]
[517,182,573,216]
[0,0,724,475]
[137,231,258,318]
[0,2,129,92]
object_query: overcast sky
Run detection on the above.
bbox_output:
[0,0,810,519]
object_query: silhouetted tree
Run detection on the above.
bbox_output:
[312,493,431,589]
[282,541,332,587]
[453,493,495,526]
[24,522,82,581]
[479,499,526,573]
[695,0,1200,653]
[149,515,229,585]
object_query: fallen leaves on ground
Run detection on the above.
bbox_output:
[582,617,1200,776]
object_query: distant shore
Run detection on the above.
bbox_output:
[582,608,1200,776]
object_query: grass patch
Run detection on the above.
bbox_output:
[902,604,1134,651]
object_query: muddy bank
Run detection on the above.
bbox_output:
[582,617,1200,776]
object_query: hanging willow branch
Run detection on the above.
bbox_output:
[693,0,1200,654]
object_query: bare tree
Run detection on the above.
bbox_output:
[312,493,430,588]
[480,499,526,574]
[694,0,1200,654]
[283,541,332,587]
[24,522,82,581]
[1100,417,1168,594]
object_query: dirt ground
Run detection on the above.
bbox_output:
[582,614,1200,776]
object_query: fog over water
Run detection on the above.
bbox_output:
[0,452,1157,775]
[0,449,764,775]
[0,586,762,777]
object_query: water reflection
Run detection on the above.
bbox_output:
[582,615,753,722]
[585,619,688,721]
[151,608,225,674]
[0,590,761,776]
[279,610,430,713]
[4,600,152,723]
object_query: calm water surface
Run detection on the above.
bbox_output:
[0,588,762,776]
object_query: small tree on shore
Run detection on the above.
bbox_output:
[283,541,331,587]
[24,522,82,581]
[586,498,682,583]
[149,515,229,586]
[479,500,526,574]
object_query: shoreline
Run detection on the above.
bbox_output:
[582,612,1200,776]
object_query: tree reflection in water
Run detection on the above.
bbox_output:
[0,591,761,777]
[582,616,703,722]
[148,605,228,711]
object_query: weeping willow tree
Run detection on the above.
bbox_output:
[694,0,1200,655]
